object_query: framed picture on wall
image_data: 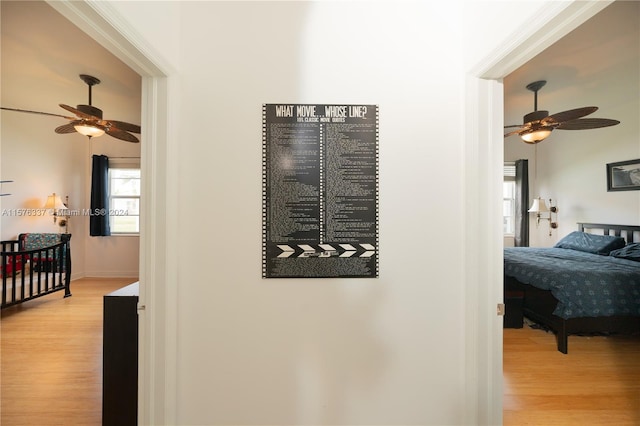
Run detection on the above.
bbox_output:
[607,159,640,191]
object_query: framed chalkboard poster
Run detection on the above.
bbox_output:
[262,104,379,278]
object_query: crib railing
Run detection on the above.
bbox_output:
[1,234,72,309]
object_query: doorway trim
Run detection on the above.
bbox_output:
[464,1,614,424]
[45,1,180,424]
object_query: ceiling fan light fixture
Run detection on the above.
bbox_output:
[504,80,619,143]
[1,74,140,143]
[74,124,105,138]
[521,128,552,144]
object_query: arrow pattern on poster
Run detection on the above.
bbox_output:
[276,244,376,258]
[277,245,295,258]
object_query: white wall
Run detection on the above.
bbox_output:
[504,1,640,247]
[174,3,467,424]
[101,0,574,424]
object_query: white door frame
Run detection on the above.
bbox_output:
[48,1,611,424]
[45,1,179,423]
[464,1,613,424]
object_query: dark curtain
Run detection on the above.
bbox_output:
[514,159,529,247]
[90,154,111,236]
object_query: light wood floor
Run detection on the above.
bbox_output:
[3,280,639,425]
[1,277,136,426]
[504,324,640,425]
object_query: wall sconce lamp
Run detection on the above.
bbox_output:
[528,197,558,236]
[43,193,70,232]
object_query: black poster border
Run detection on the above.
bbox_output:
[262,104,379,278]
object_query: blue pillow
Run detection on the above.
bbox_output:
[554,231,626,255]
[609,243,640,262]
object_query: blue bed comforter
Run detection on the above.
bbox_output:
[504,247,640,319]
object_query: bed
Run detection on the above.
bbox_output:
[1,233,72,309]
[504,223,640,353]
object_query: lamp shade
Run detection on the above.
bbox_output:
[43,193,67,210]
[528,197,549,213]
[521,128,552,144]
[74,124,105,138]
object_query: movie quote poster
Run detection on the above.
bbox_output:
[262,104,379,278]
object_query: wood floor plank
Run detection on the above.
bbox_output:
[1,278,136,426]
[504,325,640,426]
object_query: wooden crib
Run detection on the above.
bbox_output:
[1,233,72,309]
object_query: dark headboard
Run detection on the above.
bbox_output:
[578,223,640,244]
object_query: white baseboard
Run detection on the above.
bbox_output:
[72,271,140,280]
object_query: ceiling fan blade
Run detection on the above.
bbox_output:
[105,127,140,143]
[556,118,621,130]
[1,106,75,120]
[55,122,80,134]
[105,120,141,134]
[504,128,526,138]
[59,103,100,120]
[543,106,598,125]
[504,124,525,129]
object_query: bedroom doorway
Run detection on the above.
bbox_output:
[466,1,613,423]
[490,2,624,424]
[47,1,175,423]
[499,2,639,424]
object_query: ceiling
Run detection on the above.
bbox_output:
[1,1,635,145]
[0,1,141,138]
[504,1,638,131]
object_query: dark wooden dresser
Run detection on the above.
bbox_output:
[504,277,525,328]
[102,281,139,425]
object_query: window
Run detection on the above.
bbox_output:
[503,163,516,235]
[109,168,140,234]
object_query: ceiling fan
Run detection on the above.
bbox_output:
[1,74,141,143]
[504,80,620,144]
